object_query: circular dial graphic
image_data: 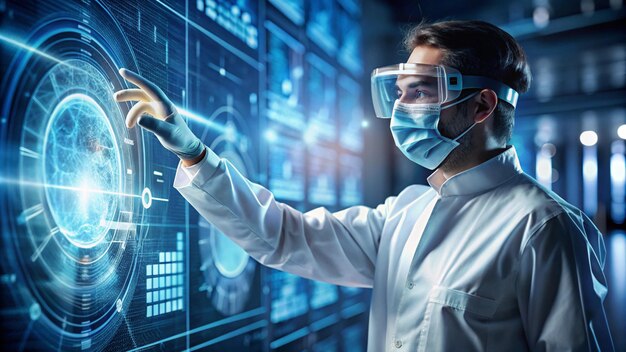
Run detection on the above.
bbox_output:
[0,1,148,350]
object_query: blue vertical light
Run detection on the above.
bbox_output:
[582,145,598,216]
[609,232,626,308]
[580,130,599,216]
[536,148,552,190]
[611,140,626,223]
[536,143,556,190]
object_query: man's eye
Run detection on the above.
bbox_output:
[418,90,430,98]
[396,89,433,101]
[410,90,429,99]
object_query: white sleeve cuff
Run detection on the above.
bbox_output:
[174,146,221,188]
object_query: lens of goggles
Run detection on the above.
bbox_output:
[371,63,519,118]
[371,63,463,118]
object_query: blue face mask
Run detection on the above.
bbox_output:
[390,92,479,170]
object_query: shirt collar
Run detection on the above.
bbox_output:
[427,146,523,197]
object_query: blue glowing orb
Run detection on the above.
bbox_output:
[211,233,249,278]
[43,93,121,248]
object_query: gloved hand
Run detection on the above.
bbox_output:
[113,68,205,161]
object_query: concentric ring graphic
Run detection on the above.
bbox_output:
[0,1,149,350]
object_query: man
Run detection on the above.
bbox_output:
[114,20,613,351]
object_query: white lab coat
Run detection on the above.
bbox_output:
[173,146,614,351]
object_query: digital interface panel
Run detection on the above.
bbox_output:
[0,0,367,350]
[269,0,305,26]
[338,75,364,152]
[265,20,305,131]
[307,0,337,56]
[308,146,338,207]
[337,5,362,76]
[339,153,364,207]
[306,53,337,144]
[268,135,306,203]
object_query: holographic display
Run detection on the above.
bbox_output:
[269,0,305,25]
[145,233,185,318]
[265,21,305,131]
[338,0,361,17]
[0,0,367,350]
[306,53,337,144]
[191,0,259,51]
[337,4,363,76]
[270,271,309,324]
[307,0,337,56]
[310,281,339,309]
[308,146,338,207]
[338,75,364,152]
[342,322,367,351]
[0,1,146,349]
[339,153,363,207]
[268,136,306,202]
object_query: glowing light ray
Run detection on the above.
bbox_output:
[19,146,40,159]
[0,32,89,73]
[177,107,229,134]
[17,318,34,352]
[17,204,44,224]
[30,227,59,262]
[0,177,168,202]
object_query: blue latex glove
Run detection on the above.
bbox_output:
[113,68,204,160]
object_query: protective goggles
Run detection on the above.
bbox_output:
[371,63,519,118]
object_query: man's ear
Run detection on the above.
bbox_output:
[473,89,498,123]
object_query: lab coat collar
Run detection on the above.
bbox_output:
[427,146,523,197]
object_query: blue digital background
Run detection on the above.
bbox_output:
[0,0,368,350]
[4,0,624,350]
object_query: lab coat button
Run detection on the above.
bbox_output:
[406,281,414,289]
[394,339,402,348]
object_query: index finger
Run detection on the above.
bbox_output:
[118,68,167,103]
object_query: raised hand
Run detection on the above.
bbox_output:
[114,68,205,161]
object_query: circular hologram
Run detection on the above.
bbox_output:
[211,230,249,278]
[141,187,152,209]
[43,93,121,249]
[0,3,146,348]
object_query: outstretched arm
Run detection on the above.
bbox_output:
[173,151,392,287]
[114,68,392,287]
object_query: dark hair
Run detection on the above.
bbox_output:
[404,20,532,144]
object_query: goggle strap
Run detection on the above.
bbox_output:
[461,75,519,108]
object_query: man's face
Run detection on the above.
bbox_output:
[404,46,477,171]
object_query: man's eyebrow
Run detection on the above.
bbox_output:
[408,80,435,87]
[395,79,436,90]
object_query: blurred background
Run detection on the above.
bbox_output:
[0,0,624,351]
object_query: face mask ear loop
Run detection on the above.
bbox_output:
[443,91,480,142]
[453,121,477,142]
